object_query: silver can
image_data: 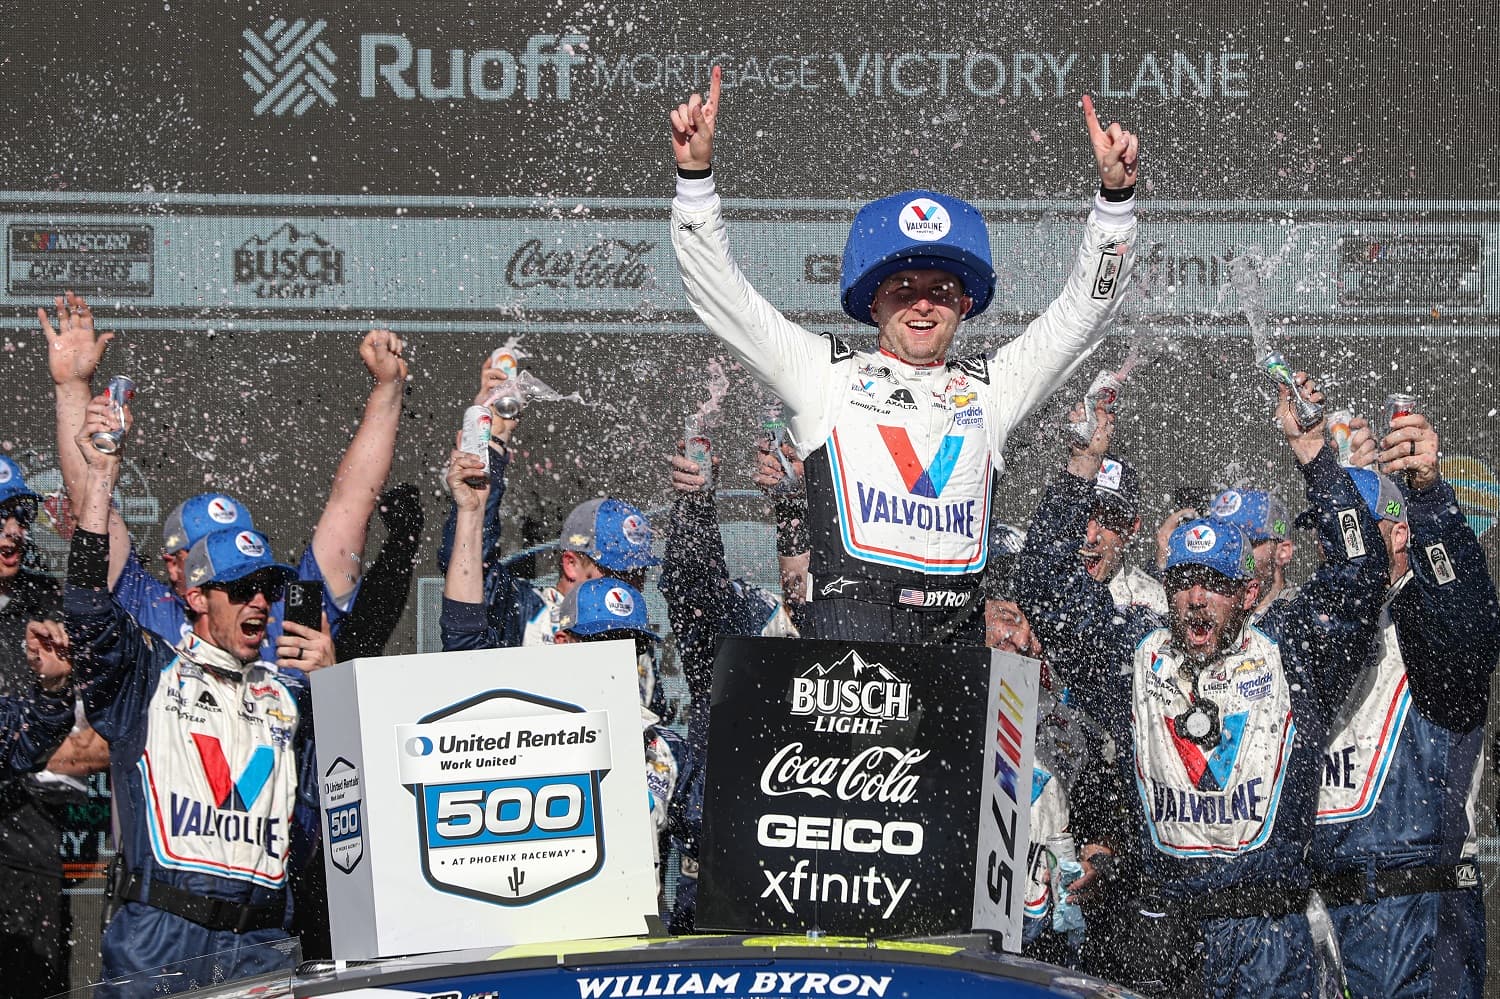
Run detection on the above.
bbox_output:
[91,375,136,454]
[459,405,493,487]
[1382,393,1419,437]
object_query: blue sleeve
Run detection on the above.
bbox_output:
[440,596,502,652]
[65,584,162,743]
[1014,470,1154,731]
[1390,479,1500,732]
[280,667,322,875]
[658,494,735,703]
[111,547,181,639]
[437,447,510,575]
[0,689,75,777]
[1261,447,1389,720]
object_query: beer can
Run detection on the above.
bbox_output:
[1383,393,1419,436]
[761,418,801,495]
[1328,409,1355,465]
[684,418,713,492]
[459,405,492,487]
[91,375,136,454]
[489,347,520,381]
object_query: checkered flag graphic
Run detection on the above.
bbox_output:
[242,18,337,117]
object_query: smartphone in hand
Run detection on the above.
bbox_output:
[284,579,324,632]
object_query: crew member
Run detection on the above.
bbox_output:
[669,71,1140,641]
[1207,488,1295,617]
[65,394,316,996]
[1080,452,1166,613]
[1313,413,1499,998]
[1015,381,1388,997]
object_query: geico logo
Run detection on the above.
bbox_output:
[790,678,910,719]
[360,32,588,101]
[757,813,923,855]
[434,782,584,840]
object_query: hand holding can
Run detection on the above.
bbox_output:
[91,375,135,454]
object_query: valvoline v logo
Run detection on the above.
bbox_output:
[898,199,950,242]
[192,734,275,811]
[1165,711,1248,791]
[878,426,964,498]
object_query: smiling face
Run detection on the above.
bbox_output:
[984,599,1041,658]
[1165,567,1260,664]
[186,571,285,664]
[0,514,24,584]
[869,268,971,365]
[1080,505,1138,583]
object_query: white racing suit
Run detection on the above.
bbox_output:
[671,175,1136,642]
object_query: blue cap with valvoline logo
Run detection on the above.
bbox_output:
[840,190,997,326]
[557,578,659,639]
[0,455,40,519]
[182,529,296,589]
[162,493,255,555]
[1163,518,1257,583]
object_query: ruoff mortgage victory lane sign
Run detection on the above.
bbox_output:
[698,637,1038,944]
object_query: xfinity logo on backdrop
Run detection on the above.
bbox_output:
[240,17,586,113]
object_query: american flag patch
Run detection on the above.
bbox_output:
[898,588,925,606]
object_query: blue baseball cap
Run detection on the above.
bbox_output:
[1209,489,1289,542]
[840,190,997,326]
[1093,455,1142,519]
[556,579,659,639]
[182,529,295,589]
[0,456,39,520]
[1294,468,1406,530]
[1162,518,1257,583]
[558,498,660,571]
[162,493,255,555]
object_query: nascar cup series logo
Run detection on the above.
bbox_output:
[789,650,911,734]
[898,199,950,242]
[397,692,611,905]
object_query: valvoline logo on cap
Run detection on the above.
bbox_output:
[1185,526,1218,553]
[604,586,635,617]
[234,531,266,557]
[207,497,239,523]
[899,199,950,241]
[0,462,12,485]
[1212,491,1243,517]
[619,514,649,546]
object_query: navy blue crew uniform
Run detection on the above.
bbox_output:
[1312,471,1500,998]
[66,528,318,997]
[1015,445,1387,998]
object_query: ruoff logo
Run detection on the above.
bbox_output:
[790,650,911,734]
[242,18,338,117]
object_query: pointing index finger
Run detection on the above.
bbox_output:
[707,63,722,116]
[1081,94,1105,142]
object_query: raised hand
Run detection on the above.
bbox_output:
[77,390,132,466]
[25,620,72,694]
[1378,412,1439,490]
[360,328,407,385]
[1277,372,1326,466]
[1082,95,1140,191]
[38,291,114,386]
[670,65,722,171]
[446,446,489,511]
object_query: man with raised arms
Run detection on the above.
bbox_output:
[668,69,1139,642]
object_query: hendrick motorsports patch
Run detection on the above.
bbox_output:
[397,691,612,906]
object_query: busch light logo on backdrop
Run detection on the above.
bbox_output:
[233,224,346,299]
[396,690,611,906]
[242,18,338,116]
[788,650,912,735]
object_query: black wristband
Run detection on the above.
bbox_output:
[677,166,713,180]
[1099,184,1135,203]
[774,497,810,557]
[68,528,110,590]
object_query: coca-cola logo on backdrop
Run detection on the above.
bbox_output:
[504,238,655,290]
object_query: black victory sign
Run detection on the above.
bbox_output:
[698,636,994,937]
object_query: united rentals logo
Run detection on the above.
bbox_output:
[396,691,610,906]
[233,224,346,299]
[789,650,911,734]
[242,18,339,117]
[322,756,365,874]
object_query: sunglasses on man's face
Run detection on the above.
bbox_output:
[207,576,286,604]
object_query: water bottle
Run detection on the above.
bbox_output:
[1047,832,1086,945]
